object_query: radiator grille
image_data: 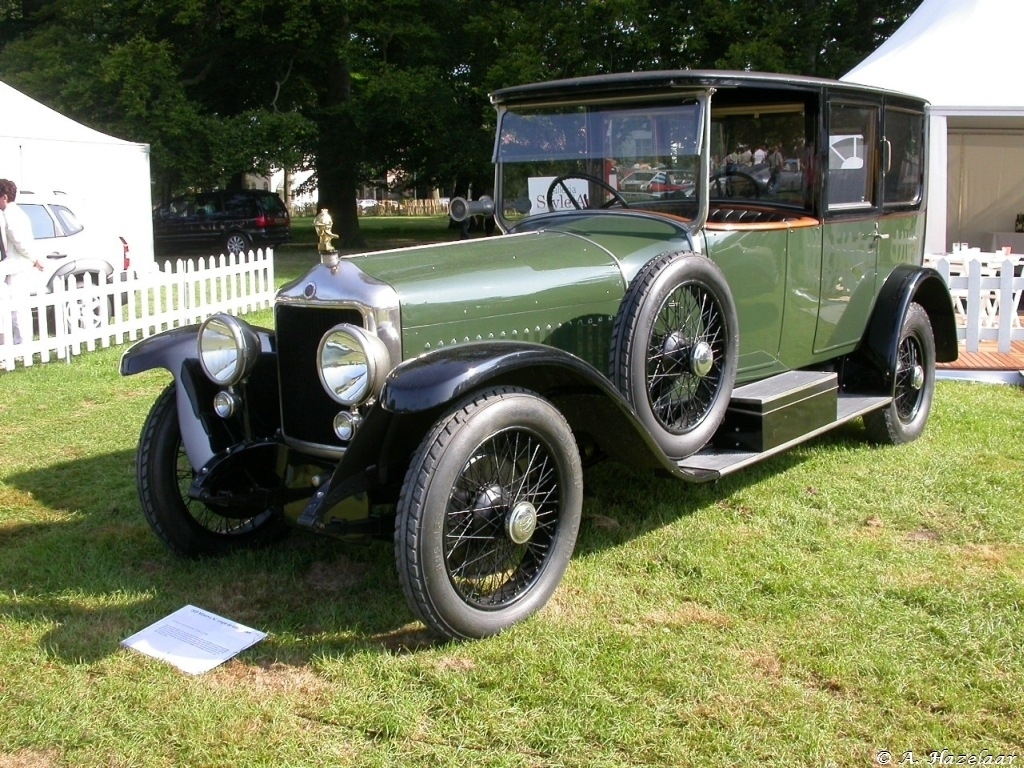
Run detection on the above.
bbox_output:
[275,304,363,451]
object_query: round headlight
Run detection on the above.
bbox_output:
[317,323,391,406]
[198,314,261,386]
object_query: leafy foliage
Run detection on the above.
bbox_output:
[0,0,921,244]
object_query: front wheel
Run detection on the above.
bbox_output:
[136,384,288,557]
[863,302,936,445]
[395,386,583,640]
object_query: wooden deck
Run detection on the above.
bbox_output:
[940,340,1024,372]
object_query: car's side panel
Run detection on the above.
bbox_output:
[777,224,825,369]
[380,341,672,470]
[815,215,879,354]
[874,211,927,292]
[704,228,787,379]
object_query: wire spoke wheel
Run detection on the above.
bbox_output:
[444,428,560,608]
[610,252,738,458]
[893,332,925,422]
[863,302,935,445]
[645,281,728,434]
[396,386,583,640]
[137,384,287,557]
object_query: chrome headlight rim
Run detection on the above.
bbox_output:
[317,323,391,407]
[198,314,261,387]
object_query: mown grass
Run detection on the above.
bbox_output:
[1,223,1023,766]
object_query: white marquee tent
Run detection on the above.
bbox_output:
[0,79,154,267]
[843,0,1024,255]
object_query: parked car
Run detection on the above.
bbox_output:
[18,190,130,329]
[152,189,290,256]
[640,169,695,197]
[122,71,957,641]
[357,198,379,212]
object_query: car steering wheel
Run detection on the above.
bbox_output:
[709,169,762,198]
[546,174,630,211]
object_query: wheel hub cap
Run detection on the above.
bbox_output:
[505,501,538,545]
[690,340,714,377]
[910,364,925,391]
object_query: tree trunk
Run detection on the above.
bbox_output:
[313,56,366,249]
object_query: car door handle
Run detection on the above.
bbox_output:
[871,227,890,241]
[46,251,69,259]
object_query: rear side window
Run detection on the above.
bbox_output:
[883,108,924,208]
[195,194,223,215]
[257,193,286,216]
[51,205,84,236]
[224,194,259,217]
[827,102,878,211]
[22,204,57,238]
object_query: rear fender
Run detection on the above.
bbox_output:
[849,265,958,392]
[47,258,115,289]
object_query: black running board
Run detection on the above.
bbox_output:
[673,392,891,482]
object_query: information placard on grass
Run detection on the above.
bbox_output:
[121,605,266,675]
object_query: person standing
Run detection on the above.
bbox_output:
[0,178,45,344]
[767,143,785,193]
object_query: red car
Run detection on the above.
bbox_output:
[641,170,694,196]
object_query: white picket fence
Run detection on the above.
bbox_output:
[0,249,276,372]
[926,255,1023,354]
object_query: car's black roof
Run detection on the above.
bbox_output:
[490,70,927,107]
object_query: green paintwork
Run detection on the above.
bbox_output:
[341,213,707,369]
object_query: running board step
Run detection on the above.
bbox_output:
[675,370,890,481]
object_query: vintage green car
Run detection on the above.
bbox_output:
[121,71,957,640]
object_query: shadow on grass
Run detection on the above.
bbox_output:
[1,420,872,664]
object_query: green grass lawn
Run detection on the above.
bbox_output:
[1,225,1023,766]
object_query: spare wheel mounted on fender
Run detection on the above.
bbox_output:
[610,251,739,459]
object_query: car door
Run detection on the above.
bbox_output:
[815,97,882,354]
[154,194,196,250]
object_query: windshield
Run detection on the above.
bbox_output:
[495,99,704,228]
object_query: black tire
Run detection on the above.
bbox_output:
[395,386,583,640]
[136,384,288,558]
[224,232,250,256]
[610,252,738,459]
[863,302,935,445]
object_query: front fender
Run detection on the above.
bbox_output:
[299,342,677,528]
[121,325,278,470]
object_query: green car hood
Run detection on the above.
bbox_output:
[344,215,688,360]
[347,230,622,358]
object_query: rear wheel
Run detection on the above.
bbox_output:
[224,232,250,256]
[137,384,288,557]
[64,274,113,332]
[395,386,583,640]
[863,302,935,445]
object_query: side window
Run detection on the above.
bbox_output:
[883,108,924,208]
[21,204,57,239]
[827,102,878,211]
[195,194,221,216]
[51,205,84,236]
[224,194,258,217]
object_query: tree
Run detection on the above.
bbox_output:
[0,0,924,249]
